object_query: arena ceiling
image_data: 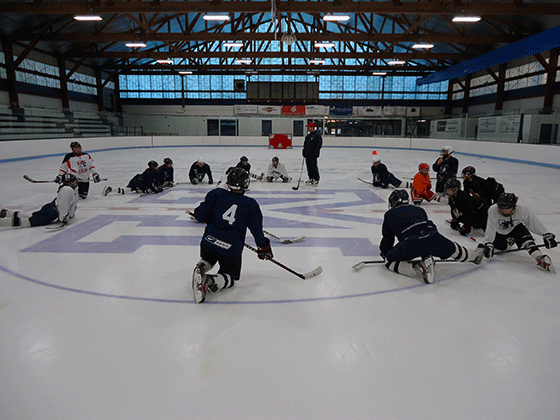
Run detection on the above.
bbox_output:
[1,0,560,78]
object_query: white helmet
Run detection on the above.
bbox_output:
[197,157,205,164]
[372,155,381,163]
[441,145,454,155]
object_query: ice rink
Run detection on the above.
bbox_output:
[1,144,559,420]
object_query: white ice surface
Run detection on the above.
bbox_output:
[1,145,559,420]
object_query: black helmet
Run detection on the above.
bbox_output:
[240,156,248,162]
[226,167,250,193]
[163,157,173,165]
[462,166,476,176]
[148,160,159,170]
[62,173,78,185]
[70,141,82,149]
[445,178,461,195]
[272,156,279,162]
[388,189,409,209]
[497,192,518,209]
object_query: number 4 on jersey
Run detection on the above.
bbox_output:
[222,204,238,225]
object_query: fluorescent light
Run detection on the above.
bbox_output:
[452,16,481,22]
[178,71,193,75]
[156,59,174,65]
[223,42,243,48]
[125,42,147,48]
[372,72,387,76]
[314,42,335,48]
[203,14,230,21]
[412,43,434,49]
[73,15,102,21]
[235,59,252,64]
[388,60,406,65]
[323,15,350,22]
[310,59,326,64]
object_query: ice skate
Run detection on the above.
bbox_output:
[536,255,556,273]
[414,256,435,284]
[192,262,208,303]
[102,186,112,196]
[0,208,6,218]
[310,179,319,186]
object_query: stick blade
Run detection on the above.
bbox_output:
[303,266,323,279]
[284,236,306,244]
[352,262,366,271]
[292,185,300,190]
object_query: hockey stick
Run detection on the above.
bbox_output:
[263,229,306,244]
[292,158,305,191]
[352,258,460,271]
[496,243,547,255]
[357,177,373,185]
[23,175,56,183]
[445,220,476,241]
[244,243,322,280]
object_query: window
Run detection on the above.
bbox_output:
[220,119,237,136]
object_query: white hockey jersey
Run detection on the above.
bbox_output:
[483,203,549,243]
[58,152,98,182]
[267,162,289,179]
[56,185,78,221]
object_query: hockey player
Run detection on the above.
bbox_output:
[191,167,273,303]
[55,141,101,199]
[476,193,557,272]
[1,173,78,228]
[236,156,252,174]
[461,166,505,205]
[445,178,489,236]
[411,163,444,205]
[189,158,214,185]
[432,145,459,193]
[158,157,175,187]
[380,189,480,284]
[102,160,163,195]
[266,157,291,182]
[370,155,410,189]
[303,122,323,186]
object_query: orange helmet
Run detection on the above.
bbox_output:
[419,163,429,171]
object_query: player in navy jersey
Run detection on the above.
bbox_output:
[380,189,480,284]
[432,145,459,194]
[370,154,410,189]
[189,157,214,185]
[157,157,175,187]
[191,167,272,303]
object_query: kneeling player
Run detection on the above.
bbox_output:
[380,189,480,284]
[266,157,291,182]
[191,168,272,303]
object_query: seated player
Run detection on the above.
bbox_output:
[103,160,163,195]
[266,157,291,182]
[411,163,444,205]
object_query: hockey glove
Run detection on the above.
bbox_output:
[481,242,495,259]
[92,173,101,183]
[543,233,557,249]
[54,175,62,184]
[257,238,273,260]
[449,219,460,230]
[191,178,199,185]
[459,224,471,235]
[163,181,174,188]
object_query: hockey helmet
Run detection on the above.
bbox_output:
[227,167,250,193]
[440,145,454,155]
[497,192,517,210]
[163,157,173,165]
[70,141,82,149]
[445,178,461,195]
[240,156,249,162]
[148,160,159,170]
[272,156,279,163]
[62,173,78,186]
[388,189,409,209]
[461,166,476,176]
[419,163,430,171]
[197,157,205,164]
[372,155,381,164]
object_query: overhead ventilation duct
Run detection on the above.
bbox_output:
[417,25,560,86]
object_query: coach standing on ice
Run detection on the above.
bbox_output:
[303,122,323,186]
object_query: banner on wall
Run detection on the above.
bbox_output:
[234,104,258,115]
[305,105,329,116]
[499,115,521,133]
[355,106,382,116]
[479,117,497,133]
[445,119,459,132]
[282,105,306,115]
[329,106,353,116]
[257,105,282,115]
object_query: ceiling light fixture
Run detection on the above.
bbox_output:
[310,59,326,64]
[223,42,243,48]
[235,59,252,64]
[388,60,406,65]
[156,59,174,65]
[323,15,350,22]
[125,42,147,48]
[314,42,335,48]
[372,72,387,76]
[178,71,193,75]
[203,14,230,21]
[412,43,434,49]
[73,15,103,21]
[452,16,481,22]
